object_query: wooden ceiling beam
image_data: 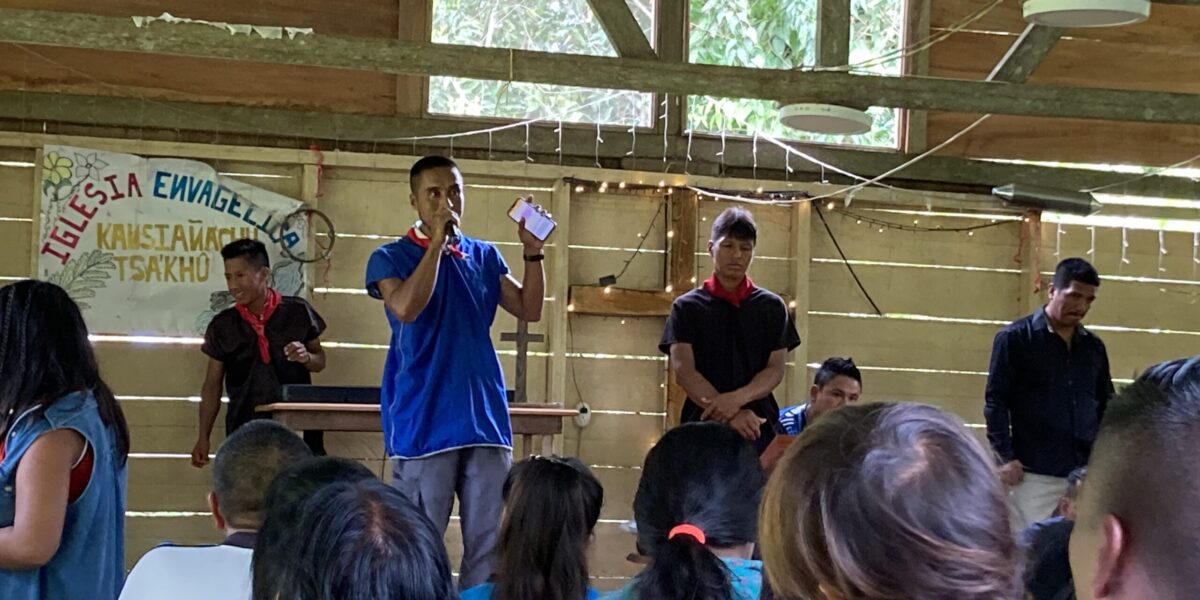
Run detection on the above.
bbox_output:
[987,23,1063,84]
[585,0,656,59]
[817,0,852,69]
[2,8,1200,125]
[3,91,1199,199]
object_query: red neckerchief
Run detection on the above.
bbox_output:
[703,274,755,307]
[235,288,281,364]
[407,226,465,259]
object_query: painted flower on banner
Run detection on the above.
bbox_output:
[73,152,109,182]
[42,151,74,191]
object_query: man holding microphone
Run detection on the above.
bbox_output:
[365,155,548,588]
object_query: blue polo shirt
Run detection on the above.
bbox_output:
[365,235,512,459]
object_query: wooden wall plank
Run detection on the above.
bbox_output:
[566,359,665,413]
[926,113,1200,168]
[807,315,997,373]
[0,0,421,117]
[813,213,1022,269]
[930,0,1200,48]
[0,159,33,218]
[926,29,1200,166]
[810,261,1019,319]
[0,45,399,116]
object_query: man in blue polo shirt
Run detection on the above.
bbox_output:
[364,156,547,588]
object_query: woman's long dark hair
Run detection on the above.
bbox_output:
[633,422,765,600]
[272,479,454,600]
[494,456,604,600]
[0,280,129,461]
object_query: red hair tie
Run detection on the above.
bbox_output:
[668,524,706,545]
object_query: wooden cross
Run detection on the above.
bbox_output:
[500,320,545,403]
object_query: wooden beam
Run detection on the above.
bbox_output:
[902,0,931,152]
[569,285,674,317]
[817,0,852,68]
[987,23,1063,84]
[547,180,572,412]
[654,0,688,137]
[654,0,687,64]
[586,0,656,59]
[3,8,1200,125]
[665,190,698,428]
[4,91,1200,199]
[788,202,812,406]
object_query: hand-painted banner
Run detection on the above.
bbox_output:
[37,145,309,336]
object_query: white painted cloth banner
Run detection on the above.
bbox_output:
[37,145,308,336]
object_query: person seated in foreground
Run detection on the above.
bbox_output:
[1023,467,1086,600]
[462,455,604,600]
[760,402,1023,600]
[603,421,765,600]
[251,456,376,600]
[1070,355,1200,600]
[120,420,312,600]
[270,479,455,600]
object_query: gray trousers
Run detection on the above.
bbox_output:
[391,446,512,589]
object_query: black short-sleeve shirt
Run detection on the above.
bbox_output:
[202,296,327,433]
[659,287,801,452]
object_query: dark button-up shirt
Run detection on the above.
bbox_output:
[985,308,1113,478]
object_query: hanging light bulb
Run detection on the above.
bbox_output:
[618,181,627,189]
[574,185,585,193]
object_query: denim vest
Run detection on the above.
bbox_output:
[0,390,128,599]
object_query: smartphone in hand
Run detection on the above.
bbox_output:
[508,198,556,241]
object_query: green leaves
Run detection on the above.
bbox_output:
[45,249,116,310]
[427,0,902,146]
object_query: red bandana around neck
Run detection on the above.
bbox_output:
[703,274,755,307]
[235,288,281,364]
[406,225,465,259]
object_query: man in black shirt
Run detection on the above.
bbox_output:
[660,207,801,454]
[191,239,328,467]
[985,257,1112,530]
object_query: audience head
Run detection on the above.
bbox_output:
[0,280,129,462]
[761,402,1021,600]
[493,455,604,600]
[272,479,454,600]
[633,421,765,600]
[252,457,377,600]
[1070,355,1200,600]
[1047,257,1100,328]
[221,239,271,306]
[209,420,312,531]
[1056,466,1087,521]
[408,155,464,226]
[709,207,758,284]
[808,356,863,421]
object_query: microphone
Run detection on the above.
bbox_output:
[444,220,461,247]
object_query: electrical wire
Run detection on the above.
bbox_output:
[613,199,667,283]
[814,203,884,316]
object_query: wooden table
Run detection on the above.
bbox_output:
[255,402,578,458]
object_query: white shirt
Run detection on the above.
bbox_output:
[120,543,252,600]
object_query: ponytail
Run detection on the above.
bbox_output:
[633,533,733,600]
[630,423,765,600]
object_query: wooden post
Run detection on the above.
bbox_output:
[664,189,698,429]
[396,0,433,116]
[29,147,42,278]
[654,0,688,140]
[817,0,851,69]
[299,163,320,296]
[546,179,572,442]
[902,0,931,152]
[788,201,812,402]
[1017,212,1045,316]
